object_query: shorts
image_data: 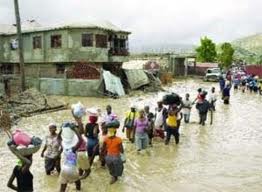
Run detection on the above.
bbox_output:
[77,151,90,170]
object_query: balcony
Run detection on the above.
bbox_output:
[109,48,129,56]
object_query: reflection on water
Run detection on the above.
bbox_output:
[1,79,262,192]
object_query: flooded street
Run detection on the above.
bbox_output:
[1,79,262,192]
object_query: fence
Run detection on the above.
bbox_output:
[245,65,262,78]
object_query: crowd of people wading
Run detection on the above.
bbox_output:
[1,68,261,192]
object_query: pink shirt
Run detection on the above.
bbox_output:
[134,118,149,134]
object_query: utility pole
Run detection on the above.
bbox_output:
[14,0,26,91]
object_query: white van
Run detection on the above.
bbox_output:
[204,68,222,81]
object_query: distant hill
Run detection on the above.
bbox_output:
[231,33,262,64]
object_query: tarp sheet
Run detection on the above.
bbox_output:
[124,69,150,89]
[103,70,125,96]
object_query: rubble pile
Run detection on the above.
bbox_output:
[0,89,66,121]
[142,73,164,92]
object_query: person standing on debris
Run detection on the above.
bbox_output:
[122,105,138,143]
[102,128,125,184]
[134,109,149,151]
[154,100,168,139]
[144,105,155,146]
[165,105,181,145]
[41,123,62,175]
[196,92,210,125]
[208,87,217,111]
[8,150,33,192]
[182,93,192,123]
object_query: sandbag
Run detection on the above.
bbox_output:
[163,93,181,105]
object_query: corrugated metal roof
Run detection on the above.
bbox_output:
[122,60,147,69]
[0,20,131,35]
[0,24,16,35]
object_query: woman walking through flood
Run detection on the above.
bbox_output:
[85,114,100,166]
[102,128,124,184]
[165,105,181,145]
[134,109,149,151]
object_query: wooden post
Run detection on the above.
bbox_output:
[13,0,26,91]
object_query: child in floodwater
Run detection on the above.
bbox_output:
[8,149,33,192]
[41,123,62,175]
[208,87,217,111]
[182,93,192,123]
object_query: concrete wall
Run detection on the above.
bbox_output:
[26,77,101,96]
[67,79,100,96]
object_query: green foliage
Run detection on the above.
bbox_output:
[218,43,234,69]
[195,37,217,62]
[257,55,262,64]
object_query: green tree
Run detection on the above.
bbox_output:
[218,42,235,69]
[196,37,217,62]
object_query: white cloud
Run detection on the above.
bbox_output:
[0,0,261,47]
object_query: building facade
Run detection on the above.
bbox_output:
[0,21,131,96]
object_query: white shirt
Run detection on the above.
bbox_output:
[154,107,165,129]
[208,92,217,103]
[182,99,192,115]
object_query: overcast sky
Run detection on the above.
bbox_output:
[0,0,262,47]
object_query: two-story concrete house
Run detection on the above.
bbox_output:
[0,20,131,96]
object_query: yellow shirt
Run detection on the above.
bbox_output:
[166,114,177,127]
[125,111,138,120]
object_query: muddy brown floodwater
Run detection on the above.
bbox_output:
[1,79,262,192]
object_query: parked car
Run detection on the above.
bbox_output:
[204,68,222,81]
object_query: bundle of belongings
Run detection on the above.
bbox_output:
[162,93,182,106]
[7,130,42,156]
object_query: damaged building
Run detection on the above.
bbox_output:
[0,20,130,97]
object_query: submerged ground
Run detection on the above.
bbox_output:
[1,79,262,192]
